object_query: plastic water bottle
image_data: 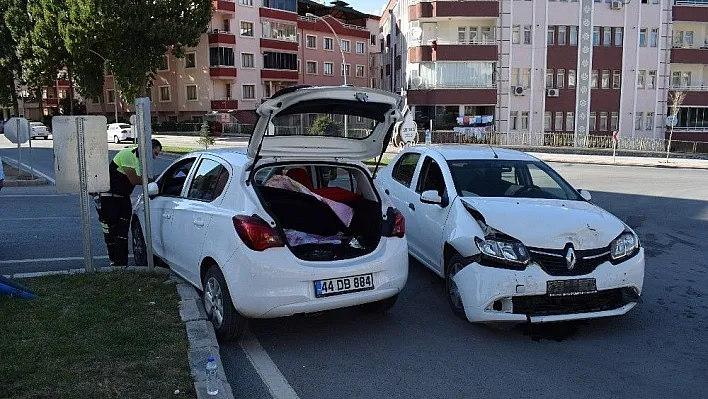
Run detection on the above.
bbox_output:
[425,129,432,144]
[206,356,219,396]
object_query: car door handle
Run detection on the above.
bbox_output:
[193,219,205,227]
[385,189,390,195]
[162,213,171,219]
[408,203,415,211]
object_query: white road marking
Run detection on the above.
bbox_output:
[0,255,133,265]
[0,194,75,198]
[0,216,80,221]
[240,327,301,399]
[2,156,56,184]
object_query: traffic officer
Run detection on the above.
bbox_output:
[95,139,162,266]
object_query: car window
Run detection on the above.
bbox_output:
[159,157,197,197]
[118,124,131,129]
[317,166,357,192]
[527,163,571,199]
[187,159,229,202]
[391,152,421,188]
[415,157,445,197]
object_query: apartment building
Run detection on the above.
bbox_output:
[379,0,708,142]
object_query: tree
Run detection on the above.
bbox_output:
[0,0,24,115]
[197,121,215,149]
[666,90,686,162]
[310,115,343,136]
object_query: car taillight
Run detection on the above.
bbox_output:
[392,209,405,238]
[232,215,284,251]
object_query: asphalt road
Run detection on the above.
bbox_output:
[1,137,707,399]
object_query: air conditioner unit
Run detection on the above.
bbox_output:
[212,28,221,33]
[513,86,525,96]
[547,88,560,97]
[610,0,623,10]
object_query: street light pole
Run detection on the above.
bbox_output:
[306,13,348,136]
[87,49,119,122]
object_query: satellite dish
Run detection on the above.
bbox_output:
[410,27,422,40]
[665,115,678,127]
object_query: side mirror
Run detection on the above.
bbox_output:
[578,189,592,201]
[147,182,159,197]
[420,190,443,205]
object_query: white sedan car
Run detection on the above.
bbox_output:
[29,121,50,139]
[376,145,645,323]
[131,86,409,341]
[107,123,134,143]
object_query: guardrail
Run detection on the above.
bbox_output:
[674,0,708,6]
[670,85,708,91]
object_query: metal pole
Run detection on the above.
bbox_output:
[136,99,155,272]
[15,119,22,175]
[76,117,95,273]
[114,78,119,123]
[27,119,34,176]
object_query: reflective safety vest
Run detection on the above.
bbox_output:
[108,148,141,197]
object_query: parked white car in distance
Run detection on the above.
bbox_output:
[29,121,50,140]
[131,86,409,341]
[376,145,645,323]
[107,123,134,143]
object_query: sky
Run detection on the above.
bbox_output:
[341,0,387,16]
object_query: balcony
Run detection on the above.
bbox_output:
[212,0,235,13]
[44,98,59,107]
[671,46,708,64]
[673,1,708,22]
[208,31,236,45]
[211,99,239,110]
[669,85,708,105]
[297,15,371,39]
[209,67,238,79]
[408,40,497,62]
[260,69,299,80]
[409,0,499,20]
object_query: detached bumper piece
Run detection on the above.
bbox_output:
[512,288,638,317]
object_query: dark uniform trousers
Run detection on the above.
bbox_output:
[95,194,132,266]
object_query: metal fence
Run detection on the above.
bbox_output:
[153,122,254,136]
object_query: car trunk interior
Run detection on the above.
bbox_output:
[253,163,383,261]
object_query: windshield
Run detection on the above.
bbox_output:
[118,124,131,129]
[30,122,44,126]
[447,159,582,200]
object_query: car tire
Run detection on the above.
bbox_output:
[203,264,247,342]
[360,294,399,313]
[446,254,469,320]
[131,218,148,267]
[114,135,121,144]
[43,136,48,140]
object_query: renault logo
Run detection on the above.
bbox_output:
[565,247,577,270]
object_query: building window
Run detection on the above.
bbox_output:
[306,35,317,49]
[242,53,255,68]
[159,55,169,71]
[546,69,554,88]
[557,69,565,88]
[637,70,646,89]
[522,69,531,88]
[243,84,255,100]
[523,25,532,44]
[356,64,365,77]
[262,21,296,41]
[682,71,692,86]
[613,70,621,89]
[589,112,597,131]
[570,26,578,46]
[603,27,611,46]
[593,27,600,46]
[469,27,479,43]
[263,51,297,70]
[458,27,467,43]
[510,111,519,130]
[225,83,232,99]
[341,39,351,53]
[639,28,647,47]
[341,63,351,76]
[186,85,197,101]
[241,0,253,5]
[648,70,657,89]
[512,25,520,44]
[547,26,555,45]
[107,89,115,104]
[185,52,196,69]
[599,112,608,131]
[558,26,566,46]
[481,27,494,42]
[511,68,520,87]
[614,27,623,46]
[210,47,235,67]
[261,0,296,12]
[635,112,643,130]
[240,21,254,37]
[650,28,659,47]
[521,111,529,130]
[544,112,552,131]
[356,42,365,54]
[323,62,334,76]
[591,70,598,88]
[223,18,230,33]
[568,69,576,88]
[601,70,610,89]
[566,112,575,131]
[159,86,171,102]
[684,31,694,47]
[306,60,317,74]
[611,112,619,131]
[370,34,376,45]
[555,112,563,131]
[672,71,681,87]
[324,37,333,50]
[646,112,654,130]
[674,30,684,47]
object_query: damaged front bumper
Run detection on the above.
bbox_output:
[453,248,645,323]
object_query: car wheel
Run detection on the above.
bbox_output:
[360,294,399,313]
[446,254,469,320]
[203,264,247,342]
[131,218,148,267]
[44,135,48,140]
[114,135,120,144]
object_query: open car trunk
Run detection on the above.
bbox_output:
[253,163,383,262]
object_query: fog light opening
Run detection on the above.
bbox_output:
[493,300,503,311]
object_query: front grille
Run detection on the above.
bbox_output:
[529,246,609,276]
[512,289,626,317]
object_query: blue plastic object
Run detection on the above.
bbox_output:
[0,275,39,300]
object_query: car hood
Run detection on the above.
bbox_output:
[460,197,626,250]
[247,86,403,161]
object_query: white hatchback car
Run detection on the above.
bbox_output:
[377,145,645,323]
[131,86,409,341]
[29,121,50,140]
[107,123,134,143]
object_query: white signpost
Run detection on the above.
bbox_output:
[52,116,110,272]
[135,97,155,272]
[3,117,30,174]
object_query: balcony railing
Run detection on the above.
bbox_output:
[408,80,497,89]
[409,38,497,47]
[674,0,708,5]
[670,85,708,91]
[410,0,496,3]
[672,43,708,49]
[297,15,369,31]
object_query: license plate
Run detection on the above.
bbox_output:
[314,274,374,298]
[547,278,597,297]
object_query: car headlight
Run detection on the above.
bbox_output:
[474,236,530,270]
[610,231,640,263]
